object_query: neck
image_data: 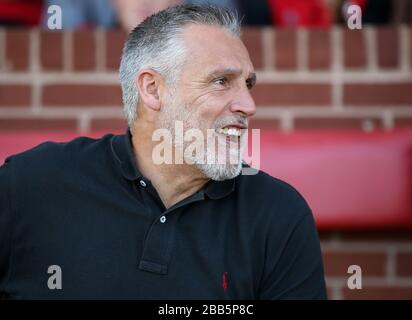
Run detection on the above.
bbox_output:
[131,121,209,209]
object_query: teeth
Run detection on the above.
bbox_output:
[216,127,242,136]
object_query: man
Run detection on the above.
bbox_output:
[0,5,326,299]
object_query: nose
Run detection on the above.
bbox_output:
[229,86,256,118]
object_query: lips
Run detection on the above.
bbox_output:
[215,121,248,137]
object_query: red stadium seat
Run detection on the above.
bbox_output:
[1,129,412,230]
[254,129,412,230]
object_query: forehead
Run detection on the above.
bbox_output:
[181,24,254,76]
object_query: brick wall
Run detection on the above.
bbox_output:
[0,26,411,299]
[321,231,412,299]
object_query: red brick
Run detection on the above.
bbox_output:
[377,27,399,69]
[322,251,386,277]
[90,118,127,131]
[410,28,412,69]
[106,30,127,70]
[5,29,29,71]
[241,28,263,70]
[0,118,77,131]
[395,117,412,127]
[73,30,95,70]
[343,30,366,69]
[294,117,381,129]
[42,85,121,107]
[0,85,31,107]
[274,29,297,70]
[249,118,280,129]
[343,286,412,300]
[40,31,63,70]
[326,286,335,300]
[344,83,412,106]
[251,83,331,106]
[396,253,412,277]
[308,29,331,70]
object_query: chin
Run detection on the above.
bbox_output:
[196,162,242,181]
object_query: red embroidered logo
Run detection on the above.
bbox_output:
[222,272,228,292]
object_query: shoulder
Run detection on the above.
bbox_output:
[235,168,313,225]
[5,133,114,162]
[4,133,115,180]
[237,169,310,209]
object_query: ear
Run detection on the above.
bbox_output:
[135,69,162,112]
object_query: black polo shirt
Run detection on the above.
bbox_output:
[0,130,326,299]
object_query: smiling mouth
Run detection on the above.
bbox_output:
[216,127,242,137]
[215,122,248,137]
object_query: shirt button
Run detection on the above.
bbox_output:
[160,216,166,223]
[139,180,146,187]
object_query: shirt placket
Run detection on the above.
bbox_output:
[136,177,205,275]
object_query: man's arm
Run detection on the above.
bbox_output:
[259,203,327,300]
[0,159,13,297]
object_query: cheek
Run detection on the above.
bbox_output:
[195,95,230,125]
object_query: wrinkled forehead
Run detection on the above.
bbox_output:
[181,24,254,77]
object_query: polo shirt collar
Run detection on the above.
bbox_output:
[204,178,235,200]
[111,129,142,181]
[111,128,235,200]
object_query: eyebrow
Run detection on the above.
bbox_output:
[207,68,256,82]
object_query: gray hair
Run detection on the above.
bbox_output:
[119,4,241,128]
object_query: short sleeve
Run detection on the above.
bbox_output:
[259,205,327,300]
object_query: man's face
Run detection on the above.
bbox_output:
[158,24,257,181]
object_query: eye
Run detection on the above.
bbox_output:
[213,77,228,86]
